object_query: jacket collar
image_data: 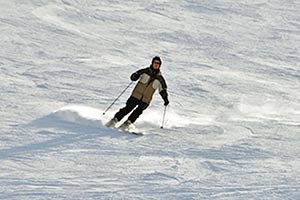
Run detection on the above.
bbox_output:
[149,65,160,76]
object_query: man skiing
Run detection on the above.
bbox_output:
[106,56,169,130]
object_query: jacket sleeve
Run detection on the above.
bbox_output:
[159,89,169,104]
[158,76,169,105]
[130,67,149,81]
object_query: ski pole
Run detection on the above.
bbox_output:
[160,105,167,129]
[103,81,133,115]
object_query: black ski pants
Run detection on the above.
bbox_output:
[114,96,149,123]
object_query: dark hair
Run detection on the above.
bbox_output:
[152,56,162,65]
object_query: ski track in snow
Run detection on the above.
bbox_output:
[1,0,300,199]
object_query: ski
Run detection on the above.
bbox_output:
[119,129,143,136]
[104,121,143,136]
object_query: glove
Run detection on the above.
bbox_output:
[130,73,139,81]
[164,99,169,106]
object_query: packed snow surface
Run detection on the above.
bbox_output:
[1,0,300,199]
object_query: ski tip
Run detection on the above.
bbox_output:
[130,131,143,136]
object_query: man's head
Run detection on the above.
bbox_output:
[151,56,162,70]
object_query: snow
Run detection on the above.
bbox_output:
[1,0,300,199]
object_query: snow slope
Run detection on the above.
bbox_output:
[1,0,300,199]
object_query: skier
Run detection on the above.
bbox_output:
[106,56,169,130]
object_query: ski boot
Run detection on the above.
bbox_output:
[105,117,118,128]
[119,120,132,131]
